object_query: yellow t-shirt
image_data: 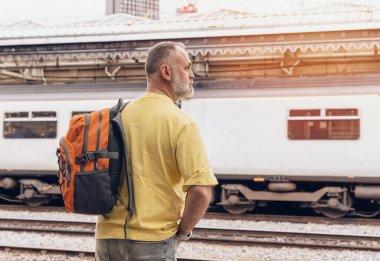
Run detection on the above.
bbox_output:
[96,92,218,241]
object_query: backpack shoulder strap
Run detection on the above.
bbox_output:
[112,98,130,114]
[120,99,130,112]
[111,98,134,214]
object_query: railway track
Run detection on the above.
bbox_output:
[0,217,379,253]
[204,212,380,226]
[193,226,380,252]
[0,204,65,212]
[1,205,380,260]
[1,204,380,226]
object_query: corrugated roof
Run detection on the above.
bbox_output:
[0,19,43,29]
[0,3,380,51]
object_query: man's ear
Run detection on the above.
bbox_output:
[160,64,171,81]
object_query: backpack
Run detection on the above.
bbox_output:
[56,99,134,215]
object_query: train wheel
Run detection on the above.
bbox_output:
[223,204,249,214]
[223,201,256,214]
[315,193,352,218]
[24,197,49,207]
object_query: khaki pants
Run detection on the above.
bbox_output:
[95,235,178,261]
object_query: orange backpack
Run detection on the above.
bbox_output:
[56,99,134,215]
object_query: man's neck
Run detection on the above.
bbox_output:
[147,84,176,102]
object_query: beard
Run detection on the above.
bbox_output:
[171,74,194,100]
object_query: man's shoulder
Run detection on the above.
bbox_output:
[122,95,195,126]
[170,105,195,126]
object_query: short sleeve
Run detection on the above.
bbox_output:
[176,123,218,192]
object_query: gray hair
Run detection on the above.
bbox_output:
[145,41,186,76]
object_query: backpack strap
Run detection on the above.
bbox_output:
[110,98,130,116]
[75,149,119,164]
[112,98,134,261]
[111,99,135,214]
[80,114,91,172]
[94,110,103,170]
[113,98,129,114]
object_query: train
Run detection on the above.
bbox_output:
[1,75,380,218]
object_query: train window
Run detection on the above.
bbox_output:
[32,111,56,118]
[3,111,57,139]
[326,108,358,116]
[288,108,360,140]
[72,111,92,117]
[5,112,28,118]
[289,109,320,117]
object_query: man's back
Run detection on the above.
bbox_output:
[95,42,217,261]
[96,92,215,241]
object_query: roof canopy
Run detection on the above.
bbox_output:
[1,3,380,47]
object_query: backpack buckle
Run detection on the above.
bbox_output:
[75,153,90,164]
[56,148,61,157]
[82,153,90,162]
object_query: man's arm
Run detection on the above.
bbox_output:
[178,185,213,237]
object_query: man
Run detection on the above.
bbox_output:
[95,41,218,260]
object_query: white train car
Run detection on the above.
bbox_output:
[185,84,380,217]
[0,76,380,217]
[0,83,145,206]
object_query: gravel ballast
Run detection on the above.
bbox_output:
[0,209,379,260]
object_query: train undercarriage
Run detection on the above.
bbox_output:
[1,175,380,219]
[217,179,380,218]
[0,176,61,207]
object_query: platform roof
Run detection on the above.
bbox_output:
[1,2,380,55]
